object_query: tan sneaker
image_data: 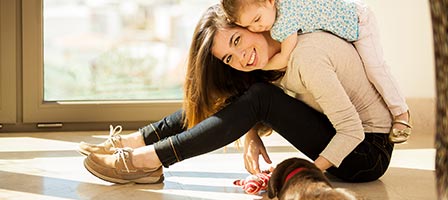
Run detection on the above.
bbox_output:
[78,125,124,156]
[84,148,164,184]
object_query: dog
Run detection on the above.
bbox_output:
[267,157,364,200]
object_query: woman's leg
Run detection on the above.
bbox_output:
[327,133,393,182]
[154,82,336,167]
[79,110,186,155]
[151,82,392,182]
[139,109,186,145]
[85,82,392,183]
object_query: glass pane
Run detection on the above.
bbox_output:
[43,0,215,101]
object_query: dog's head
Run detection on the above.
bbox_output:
[267,157,363,200]
[267,157,330,199]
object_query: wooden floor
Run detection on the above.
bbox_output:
[0,128,437,200]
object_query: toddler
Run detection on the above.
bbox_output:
[221,0,411,143]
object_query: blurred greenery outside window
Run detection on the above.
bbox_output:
[43,0,215,101]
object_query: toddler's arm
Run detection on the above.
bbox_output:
[263,33,298,70]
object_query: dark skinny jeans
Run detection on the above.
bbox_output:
[139,82,393,182]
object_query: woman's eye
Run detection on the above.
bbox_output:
[234,36,240,46]
[254,17,260,22]
[226,55,232,64]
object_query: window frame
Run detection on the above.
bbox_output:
[22,0,182,124]
[0,1,17,125]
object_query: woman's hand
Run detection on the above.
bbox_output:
[243,128,272,174]
[314,156,333,171]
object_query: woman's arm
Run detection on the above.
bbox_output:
[243,126,272,174]
[288,33,365,167]
[314,156,333,171]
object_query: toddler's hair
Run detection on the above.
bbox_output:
[220,0,267,23]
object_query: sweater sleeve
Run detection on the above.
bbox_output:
[289,45,365,167]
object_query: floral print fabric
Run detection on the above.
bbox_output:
[271,0,359,42]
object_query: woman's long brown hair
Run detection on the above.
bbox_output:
[183,4,283,129]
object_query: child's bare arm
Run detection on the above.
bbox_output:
[263,33,298,70]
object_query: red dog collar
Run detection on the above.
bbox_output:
[284,167,306,183]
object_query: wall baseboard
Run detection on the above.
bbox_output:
[407,97,436,137]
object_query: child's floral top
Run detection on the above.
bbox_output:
[271,0,359,42]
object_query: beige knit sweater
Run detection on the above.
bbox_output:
[279,32,392,167]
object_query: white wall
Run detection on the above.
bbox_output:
[366,0,435,98]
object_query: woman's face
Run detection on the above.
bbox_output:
[211,26,275,72]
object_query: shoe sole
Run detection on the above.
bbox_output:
[77,149,90,156]
[389,138,409,144]
[77,146,114,157]
[83,158,164,184]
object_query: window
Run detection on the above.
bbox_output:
[19,0,215,129]
[43,1,217,101]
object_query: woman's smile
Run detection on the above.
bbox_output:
[240,48,259,71]
[247,49,257,66]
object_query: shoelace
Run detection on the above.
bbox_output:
[114,147,132,173]
[107,125,122,148]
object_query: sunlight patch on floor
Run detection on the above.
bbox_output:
[0,137,77,152]
[389,148,435,170]
[166,177,239,187]
[143,189,263,200]
[0,189,73,200]
[0,156,113,185]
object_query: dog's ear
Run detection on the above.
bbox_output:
[267,173,279,198]
[267,157,301,198]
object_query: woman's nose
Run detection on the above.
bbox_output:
[232,48,246,67]
[238,49,246,64]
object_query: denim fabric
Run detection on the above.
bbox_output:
[327,133,393,182]
[143,82,392,182]
[139,109,185,145]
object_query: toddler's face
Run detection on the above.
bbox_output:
[235,1,276,33]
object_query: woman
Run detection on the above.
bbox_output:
[80,4,393,184]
